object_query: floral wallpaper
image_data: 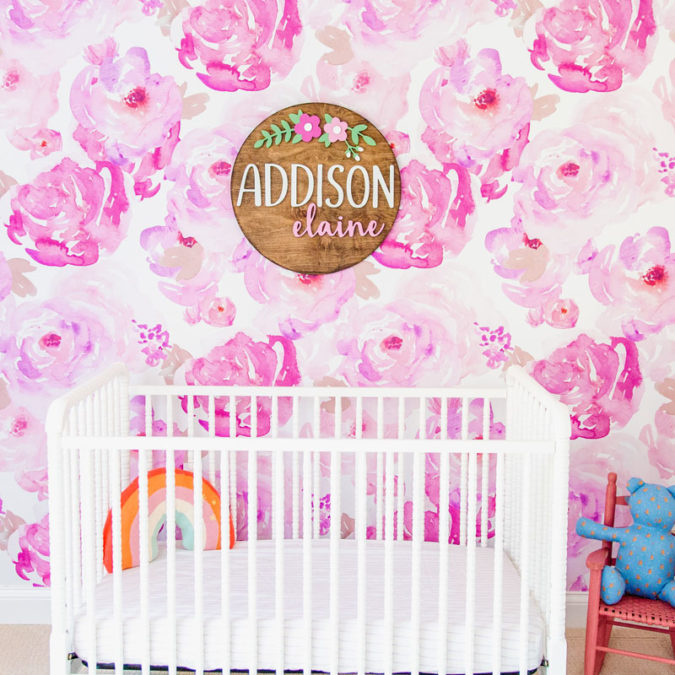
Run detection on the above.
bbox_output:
[0,0,673,594]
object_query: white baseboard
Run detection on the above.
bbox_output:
[0,586,50,624]
[566,591,588,629]
[0,585,589,629]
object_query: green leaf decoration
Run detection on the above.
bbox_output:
[318,132,331,147]
[261,130,271,140]
[265,136,272,148]
[324,113,333,124]
[361,134,376,146]
[352,124,368,133]
[291,133,303,144]
[281,119,291,132]
[271,124,281,135]
[350,128,360,145]
[288,110,302,124]
[253,138,265,149]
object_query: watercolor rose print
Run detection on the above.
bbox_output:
[0,0,673,594]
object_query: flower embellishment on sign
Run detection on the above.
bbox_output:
[254,109,376,161]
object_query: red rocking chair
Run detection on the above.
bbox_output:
[584,472,675,674]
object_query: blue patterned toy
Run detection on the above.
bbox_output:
[576,477,675,606]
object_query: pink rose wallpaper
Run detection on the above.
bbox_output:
[0,0,673,595]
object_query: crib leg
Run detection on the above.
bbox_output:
[50,629,72,675]
[544,635,567,675]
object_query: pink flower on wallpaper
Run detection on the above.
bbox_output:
[0,405,45,473]
[177,333,301,437]
[132,320,171,367]
[654,60,675,135]
[10,127,62,159]
[0,253,12,303]
[176,0,302,92]
[17,467,48,502]
[373,159,475,269]
[0,1,140,71]
[0,57,59,141]
[420,40,532,196]
[185,295,236,328]
[529,0,657,93]
[485,219,573,324]
[5,158,130,267]
[164,127,245,255]
[305,57,410,131]
[71,44,181,197]
[140,219,230,320]
[8,514,50,587]
[334,286,483,387]
[0,295,127,393]
[511,124,639,253]
[640,424,675,481]
[338,0,446,43]
[580,227,675,340]
[426,397,506,440]
[233,243,356,339]
[532,334,643,440]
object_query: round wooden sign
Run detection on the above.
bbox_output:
[231,103,401,275]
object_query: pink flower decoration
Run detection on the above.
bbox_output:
[581,227,675,340]
[529,0,657,94]
[10,127,62,159]
[71,44,182,197]
[8,514,50,587]
[176,333,301,437]
[5,158,130,267]
[323,116,348,143]
[373,159,475,269]
[294,113,321,142]
[233,242,356,339]
[532,334,643,440]
[540,298,579,329]
[0,405,46,473]
[176,0,302,92]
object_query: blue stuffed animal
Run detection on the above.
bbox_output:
[576,477,675,606]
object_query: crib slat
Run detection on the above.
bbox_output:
[355,396,366,675]
[302,425,313,675]
[438,397,449,675]
[492,449,505,675]
[481,398,490,547]
[397,397,405,542]
[248,396,258,674]
[272,395,284,675]
[229,395,237,546]
[384,432,395,675]
[220,436,231,675]
[519,453,532,675]
[82,423,98,675]
[329,396,341,675]
[376,397,384,540]
[110,436,124,674]
[459,397,469,546]
[193,399,206,675]
[139,400,150,675]
[464,446,478,674]
[166,395,177,675]
[411,397,425,675]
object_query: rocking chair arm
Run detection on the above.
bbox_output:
[585,547,610,571]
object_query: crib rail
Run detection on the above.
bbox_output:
[48,364,570,675]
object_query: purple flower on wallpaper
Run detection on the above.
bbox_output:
[176,0,302,92]
[373,160,475,269]
[176,332,301,437]
[580,227,675,340]
[529,0,657,93]
[9,514,49,587]
[71,43,181,198]
[511,124,640,253]
[0,295,126,393]
[419,41,532,199]
[0,57,59,143]
[0,405,46,473]
[233,243,356,340]
[532,334,643,440]
[5,158,129,267]
[486,220,574,326]
[653,147,675,198]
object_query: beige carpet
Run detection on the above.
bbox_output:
[0,624,673,674]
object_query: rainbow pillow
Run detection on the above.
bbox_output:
[103,468,234,573]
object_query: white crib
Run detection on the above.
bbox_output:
[47,364,570,675]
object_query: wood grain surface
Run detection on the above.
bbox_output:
[231,102,401,275]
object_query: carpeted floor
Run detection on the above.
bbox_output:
[0,624,673,675]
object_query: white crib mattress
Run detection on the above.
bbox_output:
[72,540,545,674]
